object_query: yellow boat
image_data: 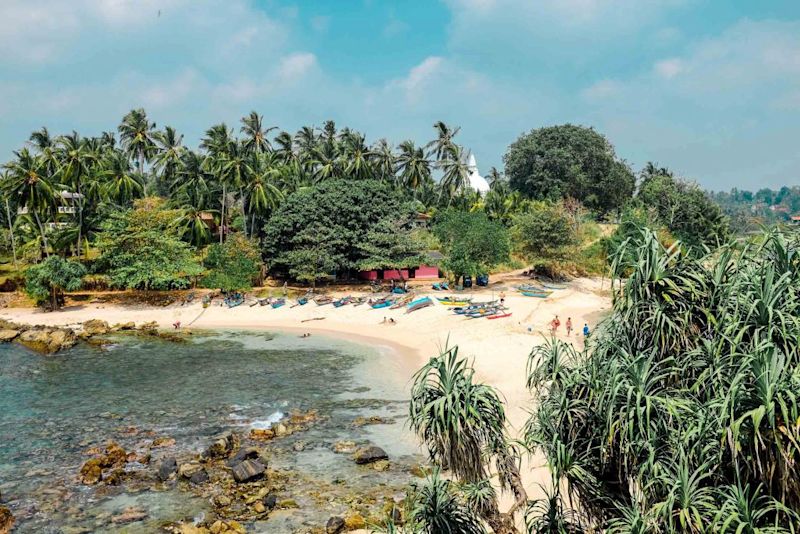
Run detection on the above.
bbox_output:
[437,296,472,306]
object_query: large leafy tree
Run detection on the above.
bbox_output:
[202,233,262,291]
[24,255,86,310]
[94,198,202,290]
[512,200,576,263]
[504,124,635,215]
[263,179,420,280]
[433,210,510,284]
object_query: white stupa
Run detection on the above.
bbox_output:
[467,153,491,194]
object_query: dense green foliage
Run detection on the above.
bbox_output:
[202,234,261,291]
[433,211,510,283]
[712,186,800,234]
[525,227,800,531]
[637,164,729,248]
[94,198,202,290]
[263,179,421,279]
[24,255,86,309]
[504,124,635,215]
[512,201,576,262]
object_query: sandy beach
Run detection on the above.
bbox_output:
[1,277,612,508]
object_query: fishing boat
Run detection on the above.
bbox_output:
[371,298,394,309]
[391,294,415,309]
[437,296,472,306]
[520,290,552,298]
[271,298,286,309]
[406,296,433,313]
[431,282,450,291]
[292,296,309,307]
[452,300,498,314]
[466,307,500,318]
[224,293,244,308]
[487,312,512,319]
[314,296,333,306]
[541,282,567,290]
[392,287,408,294]
[257,297,272,306]
[351,297,366,306]
[333,296,352,308]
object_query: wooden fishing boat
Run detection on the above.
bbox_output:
[406,296,433,313]
[541,282,567,290]
[392,287,408,294]
[258,297,272,306]
[391,295,414,309]
[520,290,552,298]
[291,296,309,307]
[333,296,352,308]
[351,297,366,306]
[314,296,333,306]
[271,298,286,309]
[437,296,472,306]
[224,293,244,308]
[371,298,394,309]
[487,312,512,319]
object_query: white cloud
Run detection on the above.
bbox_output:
[654,58,684,79]
[278,52,318,81]
[581,79,623,100]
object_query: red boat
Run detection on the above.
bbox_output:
[487,312,512,320]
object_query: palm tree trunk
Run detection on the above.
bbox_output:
[240,187,248,237]
[33,209,50,258]
[220,184,226,244]
[76,183,83,259]
[5,199,18,270]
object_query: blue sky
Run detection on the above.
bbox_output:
[2,0,799,191]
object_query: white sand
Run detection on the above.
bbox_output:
[1,277,612,508]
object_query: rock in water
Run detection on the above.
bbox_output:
[227,447,264,467]
[111,507,148,524]
[263,493,277,510]
[0,329,20,342]
[18,327,77,354]
[100,441,127,468]
[0,505,15,534]
[203,431,238,459]
[79,458,102,485]
[353,445,388,464]
[189,468,209,484]
[82,319,110,336]
[158,457,178,481]
[326,516,345,534]
[231,459,266,483]
[331,440,357,454]
[112,321,136,331]
[178,462,205,480]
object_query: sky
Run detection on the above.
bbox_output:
[1,0,799,191]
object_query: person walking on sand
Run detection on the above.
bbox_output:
[566,317,573,336]
[499,291,506,306]
[583,323,590,338]
[550,315,560,335]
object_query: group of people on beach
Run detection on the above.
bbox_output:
[549,315,590,338]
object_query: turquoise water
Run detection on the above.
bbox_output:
[0,331,421,532]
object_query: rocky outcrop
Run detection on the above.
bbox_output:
[231,459,265,483]
[0,505,14,534]
[227,447,265,467]
[112,321,136,331]
[0,329,20,342]
[82,319,110,336]
[344,513,366,530]
[79,441,129,485]
[353,445,388,465]
[178,462,205,480]
[158,457,178,481]
[18,326,77,354]
[79,458,103,485]
[111,507,148,525]
[203,431,238,459]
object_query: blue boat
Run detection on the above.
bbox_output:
[333,296,352,308]
[271,298,286,309]
[224,293,244,308]
[406,296,432,313]
[392,287,407,294]
[541,282,567,290]
[371,298,394,309]
[520,290,552,298]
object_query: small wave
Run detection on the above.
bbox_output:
[249,411,284,429]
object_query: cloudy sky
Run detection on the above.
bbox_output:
[2,0,799,190]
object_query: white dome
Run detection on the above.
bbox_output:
[467,153,490,193]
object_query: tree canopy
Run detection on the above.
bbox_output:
[24,255,86,310]
[433,210,510,283]
[201,233,262,291]
[512,201,576,262]
[504,124,635,215]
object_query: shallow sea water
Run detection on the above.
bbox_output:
[0,330,421,532]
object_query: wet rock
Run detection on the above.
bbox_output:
[79,458,102,485]
[332,441,357,454]
[344,513,366,530]
[272,423,291,437]
[263,493,277,510]
[213,494,232,508]
[176,525,210,534]
[249,428,274,441]
[82,319,110,336]
[278,499,298,509]
[326,516,345,534]
[100,441,127,468]
[17,326,77,354]
[231,459,265,483]
[112,321,136,331]
[0,329,20,342]
[111,506,147,524]
[372,460,390,472]
[209,520,246,534]
[253,501,266,514]
[104,468,125,485]
[151,436,176,448]
[138,321,158,331]
[351,416,394,427]
[158,457,178,481]
[203,431,238,459]
[227,447,264,467]
[189,468,209,484]
[292,440,309,452]
[178,462,205,480]
[353,445,388,465]
[0,505,14,534]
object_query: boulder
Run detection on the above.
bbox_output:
[138,321,159,331]
[157,457,178,481]
[353,445,388,465]
[344,513,366,530]
[332,441,357,454]
[227,447,264,467]
[189,468,209,484]
[231,459,265,483]
[249,428,274,441]
[203,431,238,459]
[0,330,20,342]
[100,441,127,468]
[82,319,110,336]
[326,516,345,534]
[112,321,136,331]
[263,493,277,510]
[372,459,390,472]
[18,327,77,354]
[0,505,15,534]
[253,501,266,514]
[79,458,102,485]
[209,520,246,534]
[178,462,205,480]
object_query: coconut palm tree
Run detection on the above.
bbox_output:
[397,140,431,191]
[426,121,461,162]
[243,152,284,234]
[101,150,143,205]
[410,344,527,533]
[118,108,156,176]
[56,131,97,257]
[3,148,56,256]
[152,126,185,197]
[240,111,276,156]
[439,145,471,202]
[200,123,236,243]
[369,139,397,183]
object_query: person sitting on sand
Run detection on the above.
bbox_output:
[381,316,387,324]
[389,318,396,325]
[173,320,181,329]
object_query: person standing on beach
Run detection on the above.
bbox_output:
[583,323,590,338]
[566,317,572,336]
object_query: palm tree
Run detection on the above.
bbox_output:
[410,344,527,533]
[244,152,284,233]
[397,140,431,191]
[240,111,276,155]
[426,121,461,162]
[439,145,470,202]
[200,123,236,243]
[152,126,185,197]
[486,167,505,189]
[3,148,56,256]
[369,139,397,183]
[56,131,96,257]
[101,150,143,205]
[341,130,372,180]
[1,171,19,268]
[118,108,156,177]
